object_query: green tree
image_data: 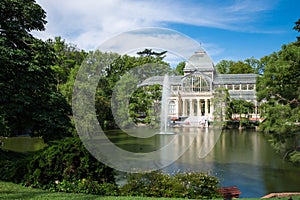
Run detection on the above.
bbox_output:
[81,50,120,129]
[293,18,300,45]
[129,84,162,127]
[77,49,172,129]
[227,99,254,129]
[245,57,264,75]
[212,87,231,125]
[175,61,185,75]
[257,43,300,160]
[111,52,172,128]
[216,59,260,74]
[215,60,234,74]
[46,36,87,92]
[137,48,167,60]
[0,0,72,140]
[46,36,87,104]
[229,61,254,74]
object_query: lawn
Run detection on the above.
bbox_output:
[0,181,191,200]
[0,181,298,200]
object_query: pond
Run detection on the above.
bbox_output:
[1,129,299,198]
[0,136,46,152]
[106,128,300,198]
[167,129,300,198]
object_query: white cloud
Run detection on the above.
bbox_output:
[94,28,201,67]
[33,0,276,52]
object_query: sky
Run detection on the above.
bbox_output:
[32,0,300,65]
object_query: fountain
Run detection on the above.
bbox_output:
[159,74,175,135]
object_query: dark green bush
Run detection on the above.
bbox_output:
[120,171,221,199]
[48,179,118,195]
[1,138,221,198]
[22,137,117,194]
[289,151,300,165]
[0,149,31,183]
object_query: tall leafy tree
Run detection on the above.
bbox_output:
[228,99,254,128]
[85,49,172,129]
[212,87,231,124]
[245,57,264,75]
[293,18,300,45]
[215,60,234,74]
[129,84,162,127]
[229,61,254,74]
[216,59,261,74]
[257,43,300,159]
[0,0,71,140]
[46,36,87,91]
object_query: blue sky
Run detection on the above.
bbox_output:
[33,0,299,64]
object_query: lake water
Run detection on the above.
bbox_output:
[1,129,299,198]
[107,128,300,198]
[0,136,46,152]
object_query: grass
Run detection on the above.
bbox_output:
[0,181,193,200]
[1,181,299,200]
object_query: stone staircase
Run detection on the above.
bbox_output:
[183,116,208,127]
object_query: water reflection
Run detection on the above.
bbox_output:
[162,129,300,198]
[107,128,299,197]
[2,129,299,197]
[0,136,46,152]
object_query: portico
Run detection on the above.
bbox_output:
[169,98,212,117]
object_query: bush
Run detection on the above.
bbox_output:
[289,151,300,165]
[1,138,221,198]
[22,137,117,194]
[0,149,31,183]
[49,179,118,195]
[120,171,221,199]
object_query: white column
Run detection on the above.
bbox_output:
[182,99,186,116]
[205,99,208,116]
[209,98,213,115]
[178,99,182,116]
[189,99,193,116]
[198,99,201,116]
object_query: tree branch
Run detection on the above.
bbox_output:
[275,94,299,105]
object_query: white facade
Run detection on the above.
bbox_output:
[139,50,257,123]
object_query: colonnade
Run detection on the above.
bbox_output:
[180,98,212,117]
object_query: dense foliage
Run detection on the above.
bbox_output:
[1,141,221,198]
[25,137,115,187]
[215,58,262,74]
[0,149,30,183]
[84,50,172,129]
[0,0,72,141]
[129,84,162,127]
[175,61,185,75]
[120,171,221,199]
[257,43,300,163]
[212,87,231,123]
[0,138,117,194]
[293,18,300,45]
[46,36,87,101]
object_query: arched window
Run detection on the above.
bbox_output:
[182,75,210,93]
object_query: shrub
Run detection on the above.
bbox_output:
[120,171,220,199]
[289,151,300,165]
[22,137,117,193]
[173,172,220,199]
[0,149,31,183]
